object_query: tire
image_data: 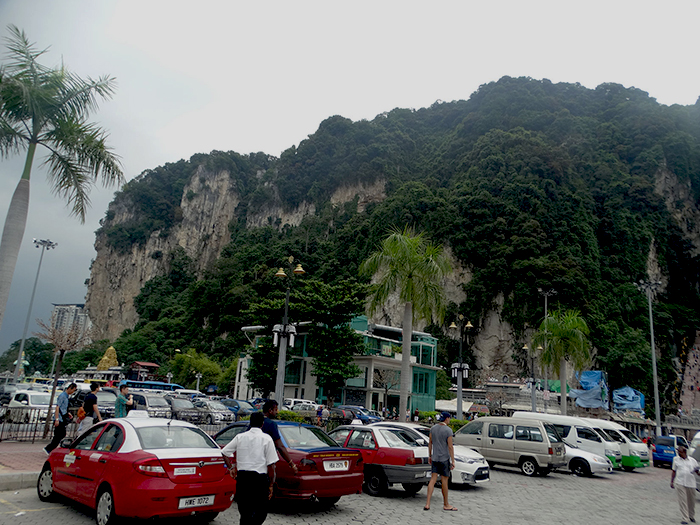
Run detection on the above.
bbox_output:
[570,459,591,477]
[401,482,423,496]
[37,465,56,502]
[364,469,388,496]
[623,466,635,472]
[653,460,659,468]
[96,486,118,525]
[196,512,219,522]
[519,458,538,477]
[317,496,341,508]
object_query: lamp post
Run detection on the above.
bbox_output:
[12,238,57,384]
[524,344,536,412]
[538,287,557,412]
[273,256,305,402]
[635,279,662,437]
[195,371,203,391]
[166,372,173,384]
[449,316,472,421]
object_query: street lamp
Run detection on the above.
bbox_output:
[273,256,306,402]
[635,279,662,437]
[12,238,57,384]
[449,316,472,421]
[538,287,557,412]
[524,344,536,412]
[166,372,173,384]
[195,371,203,391]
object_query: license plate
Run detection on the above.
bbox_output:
[556,450,561,456]
[324,460,349,471]
[174,467,196,476]
[178,495,215,509]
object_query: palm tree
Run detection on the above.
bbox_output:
[0,25,123,329]
[360,227,450,421]
[533,309,590,415]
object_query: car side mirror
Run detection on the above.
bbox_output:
[60,438,73,449]
[20,400,28,405]
[417,438,427,446]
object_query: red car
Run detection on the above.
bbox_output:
[328,424,431,496]
[37,413,236,525]
[214,420,364,507]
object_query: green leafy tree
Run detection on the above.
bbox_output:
[533,309,591,415]
[246,340,278,398]
[435,369,455,400]
[360,227,450,421]
[170,349,222,391]
[0,26,123,330]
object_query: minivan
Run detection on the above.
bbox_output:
[513,412,623,469]
[580,418,649,471]
[453,416,566,476]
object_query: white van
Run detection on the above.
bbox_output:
[513,412,623,469]
[580,418,649,471]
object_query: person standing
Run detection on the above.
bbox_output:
[115,384,133,418]
[671,445,699,524]
[223,411,278,525]
[424,411,457,511]
[78,382,103,433]
[44,382,78,454]
[261,400,299,474]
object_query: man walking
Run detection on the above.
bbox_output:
[424,411,457,511]
[44,382,77,454]
[78,382,103,433]
[115,383,133,418]
[261,400,298,474]
[223,411,278,525]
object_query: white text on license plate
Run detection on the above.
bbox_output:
[178,495,215,509]
[324,460,349,471]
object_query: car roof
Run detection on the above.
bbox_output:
[112,414,197,429]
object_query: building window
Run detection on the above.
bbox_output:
[346,367,367,388]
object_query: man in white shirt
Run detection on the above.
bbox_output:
[671,445,700,524]
[223,411,279,525]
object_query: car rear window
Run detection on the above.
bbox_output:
[136,425,219,450]
[147,396,170,407]
[656,437,674,446]
[279,425,338,449]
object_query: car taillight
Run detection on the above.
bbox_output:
[298,458,317,472]
[134,457,167,477]
[651,444,656,452]
[548,447,553,455]
[405,455,420,466]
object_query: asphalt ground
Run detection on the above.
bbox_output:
[0,459,690,525]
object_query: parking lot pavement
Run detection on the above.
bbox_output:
[0,465,687,525]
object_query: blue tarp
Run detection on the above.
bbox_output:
[570,370,609,409]
[578,371,603,391]
[612,386,645,412]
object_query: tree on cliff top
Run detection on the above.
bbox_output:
[0,25,123,331]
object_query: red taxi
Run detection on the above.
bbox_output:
[214,420,363,507]
[328,424,431,496]
[37,413,235,525]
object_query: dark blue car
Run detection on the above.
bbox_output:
[337,405,381,424]
[652,435,689,467]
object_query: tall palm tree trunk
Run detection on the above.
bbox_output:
[400,302,413,422]
[560,358,567,415]
[0,177,31,330]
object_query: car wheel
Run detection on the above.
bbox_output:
[519,458,538,477]
[196,512,219,522]
[206,415,214,425]
[653,460,659,467]
[364,469,388,496]
[570,459,591,477]
[623,465,635,472]
[96,486,118,525]
[401,482,424,496]
[37,465,56,502]
[317,496,341,508]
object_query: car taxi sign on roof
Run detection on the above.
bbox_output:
[127,410,150,418]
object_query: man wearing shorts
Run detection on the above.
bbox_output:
[424,412,457,511]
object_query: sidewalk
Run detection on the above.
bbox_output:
[0,439,48,491]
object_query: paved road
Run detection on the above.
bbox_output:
[0,465,688,525]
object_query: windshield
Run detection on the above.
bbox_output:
[172,399,195,409]
[378,428,421,447]
[136,425,218,450]
[29,394,51,405]
[209,401,227,410]
[96,391,117,404]
[618,429,642,443]
[543,423,562,443]
[147,397,170,407]
[236,401,255,410]
[279,425,338,449]
[593,428,616,443]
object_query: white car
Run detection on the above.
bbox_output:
[8,390,51,423]
[369,421,490,485]
[562,441,613,476]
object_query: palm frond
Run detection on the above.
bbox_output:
[43,147,91,221]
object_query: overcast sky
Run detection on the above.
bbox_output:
[0,0,698,354]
